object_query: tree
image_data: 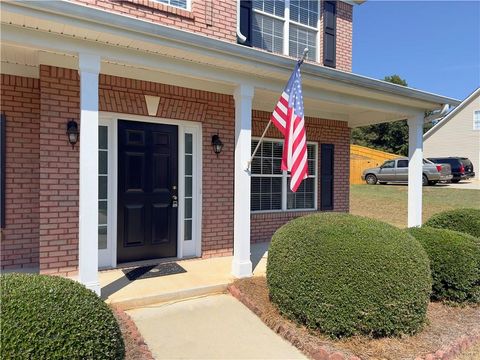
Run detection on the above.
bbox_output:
[351,75,431,156]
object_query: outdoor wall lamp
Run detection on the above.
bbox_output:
[211,134,224,157]
[66,119,79,149]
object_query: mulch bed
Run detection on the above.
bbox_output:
[230,277,480,360]
[111,306,155,360]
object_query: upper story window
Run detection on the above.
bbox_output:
[251,0,319,61]
[474,110,480,130]
[154,0,188,9]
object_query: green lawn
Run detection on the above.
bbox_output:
[350,184,480,228]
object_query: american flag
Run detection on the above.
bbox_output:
[270,61,308,192]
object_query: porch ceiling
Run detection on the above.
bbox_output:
[1,1,461,128]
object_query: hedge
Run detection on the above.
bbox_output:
[266,213,432,338]
[408,227,480,303]
[0,274,125,359]
[425,208,480,239]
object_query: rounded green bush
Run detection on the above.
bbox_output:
[425,208,480,239]
[408,227,480,303]
[266,213,432,338]
[0,274,125,360]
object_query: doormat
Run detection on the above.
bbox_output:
[123,262,187,281]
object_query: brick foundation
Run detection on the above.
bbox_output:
[1,69,351,273]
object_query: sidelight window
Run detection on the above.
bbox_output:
[184,133,193,241]
[98,126,108,250]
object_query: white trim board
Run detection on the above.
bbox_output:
[98,112,202,269]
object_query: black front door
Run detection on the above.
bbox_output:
[117,120,178,263]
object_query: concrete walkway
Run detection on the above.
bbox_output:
[100,243,269,309]
[127,294,305,360]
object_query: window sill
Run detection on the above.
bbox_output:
[251,209,317,217]
[119,0,195,19]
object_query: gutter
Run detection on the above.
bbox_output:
[2,1,461,108]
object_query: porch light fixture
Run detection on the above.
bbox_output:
[66,119,79,149]
[211,134,223,157]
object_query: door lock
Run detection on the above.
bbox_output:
[172,195,178,208]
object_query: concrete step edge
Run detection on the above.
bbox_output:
[106,283,230,310]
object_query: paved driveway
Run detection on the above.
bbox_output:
[445,180,480,190]
[127,294,306,360]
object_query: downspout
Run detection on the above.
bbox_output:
[424,103,450,122]
[237,0,247,44]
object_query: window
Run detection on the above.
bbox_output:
[153,0,188,9]
[382,160,395,169]
[251,139,317,212]
[184,133,193,241]
[397,160,408,168]
[251,0,319,61]
[98,126,108,250]
[474,110,480,130]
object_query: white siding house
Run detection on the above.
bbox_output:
[424,88,480,180]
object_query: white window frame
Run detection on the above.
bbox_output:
[152,0,191,11]
[98,112,202,269]
[251,137,318,214]
[474,110,480,131]
[252,0,321,61]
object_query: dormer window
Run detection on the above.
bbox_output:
[249,0,319,61]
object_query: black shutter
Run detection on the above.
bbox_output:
[320,144,334,210]
[0,113,5,228]
[323,1,337,68]
[239,1,252,46]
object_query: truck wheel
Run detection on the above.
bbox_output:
[365,174,377,185]
[422,175,428,186]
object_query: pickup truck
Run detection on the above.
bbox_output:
[362,158,452,186]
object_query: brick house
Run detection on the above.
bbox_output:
[0,0,459,294]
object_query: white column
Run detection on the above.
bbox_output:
[407,114,424,228]
[78,53,101,295]
[232,84,254,278]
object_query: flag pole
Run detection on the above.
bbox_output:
[246,48,309,171]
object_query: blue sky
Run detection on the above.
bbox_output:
[352,0,480,100]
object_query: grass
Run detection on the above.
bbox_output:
[350,184,480,228]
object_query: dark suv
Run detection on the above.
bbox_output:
[427,157,475,183]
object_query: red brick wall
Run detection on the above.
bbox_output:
[250,110,350,243]
[335,1,353,72]
[98,74,236,258]
[0,75,40,269]
[72,0,236,42]
[70,1,353,71]
[39,66,80,276]
[3,66,350,273]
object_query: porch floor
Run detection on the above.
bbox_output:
[100,242,269,309]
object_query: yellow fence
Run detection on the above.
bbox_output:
[350,145,400,185]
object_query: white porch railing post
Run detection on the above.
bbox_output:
[78,53,101,295]
[407,114,424,228]
[232,84,254,278]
